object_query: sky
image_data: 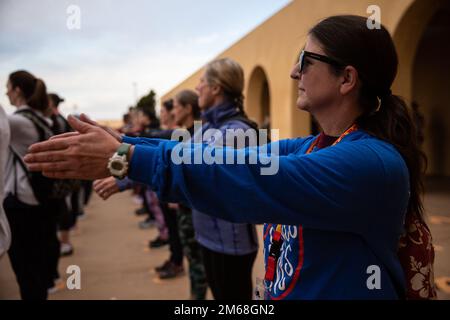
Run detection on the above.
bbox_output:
[0,0,291,120]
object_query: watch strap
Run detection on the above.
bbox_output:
[117,143,132,160]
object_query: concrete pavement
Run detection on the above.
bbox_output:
[0,179,449,300]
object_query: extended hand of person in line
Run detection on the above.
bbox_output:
[48,114,123,143]
[93,177,120,200]
[24,115,122,180]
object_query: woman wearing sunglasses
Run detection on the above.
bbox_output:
[25,15,435,299]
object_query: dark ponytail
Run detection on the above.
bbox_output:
[9,70,49,113]
[234,93,245,114]
[28,79,49,112]
[310,15,427,219]
[359,94,427,219]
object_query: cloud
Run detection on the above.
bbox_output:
[0,0,291,119]
[193,33,220,45]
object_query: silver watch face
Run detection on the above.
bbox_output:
[108,154,128,178]
[111,161,124,171]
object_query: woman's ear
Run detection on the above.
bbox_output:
[211,84,222,97]
[14,86,22,97]
[339,66,359,96]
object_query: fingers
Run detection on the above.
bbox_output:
[93,178,111,193]
[27,138,71,154]
[67,115,95,134]
[93,180,103,196]
[76,114,122,143]
[94,179,119,200]
[101,187,116,200]
[26,160,74,172]
[80,113,122,142]
[93,179,104,190]
[80,113,99,126]
[100,190,112,200]
[106,128,123,142]
[23,150,68,164]
[49,132,80,140]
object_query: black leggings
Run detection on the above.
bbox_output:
[4,194,48,300]
[201,245,257,300]
[46,199,64,287]
[59,194,76,231]
[161,203,183,265]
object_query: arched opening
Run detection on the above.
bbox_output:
[246,66,271,130]
[412,1,450,177]
[391,0,444,99]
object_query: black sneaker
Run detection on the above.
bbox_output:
[139,217,156,229]
[149,237,169,248]
[158,263,184,279]
[135,207,148,216]
[155,260,172,273]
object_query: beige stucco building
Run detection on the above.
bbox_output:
[162,0,450,177]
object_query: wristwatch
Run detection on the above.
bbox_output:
[107,143,131,179]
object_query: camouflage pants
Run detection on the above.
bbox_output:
[177,206,208,300]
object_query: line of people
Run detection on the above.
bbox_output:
[94,76,260,299]
[23,15,438,300]
[0,71,92,299]
[0,65,259,301]
[2,15,438,300]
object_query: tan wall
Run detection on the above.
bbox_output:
[162,0,423,139]
[162,0,450,176]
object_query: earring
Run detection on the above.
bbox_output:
[375,96,382,112]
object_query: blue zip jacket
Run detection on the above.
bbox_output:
[123,129,409,299]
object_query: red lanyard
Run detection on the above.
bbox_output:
[306,124,359,154]
[265,225,283,282]
[264,124,358,283]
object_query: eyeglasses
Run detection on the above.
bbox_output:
[298,50,344,73]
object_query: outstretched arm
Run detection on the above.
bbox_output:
[23,115,407,236]
[128,139,409,235]
[23,115,305,179]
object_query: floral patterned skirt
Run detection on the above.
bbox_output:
[398,212,437,299]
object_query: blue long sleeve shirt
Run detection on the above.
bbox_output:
[123,129,409,299]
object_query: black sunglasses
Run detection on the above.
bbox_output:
[298,50,344,73]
